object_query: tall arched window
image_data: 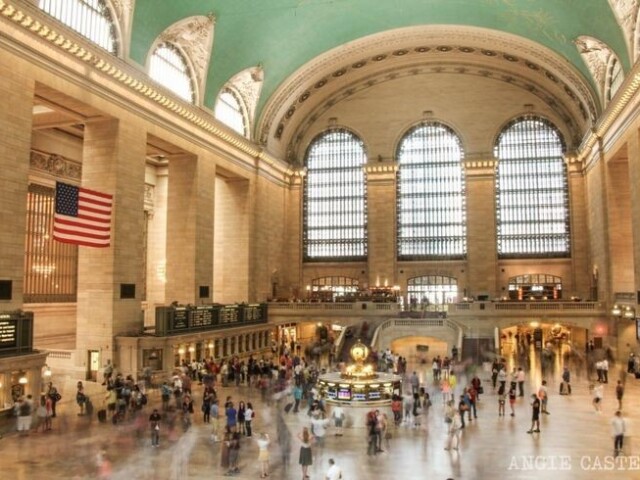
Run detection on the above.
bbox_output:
[304,129,367,261]
[397,123,466,259]
[149,43,196,104]
[215,89,247,136]
[39,0,118,54]
[495,116,570,257]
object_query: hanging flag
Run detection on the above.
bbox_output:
[53,182,113,248]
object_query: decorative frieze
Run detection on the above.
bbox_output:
[30,150,81,180]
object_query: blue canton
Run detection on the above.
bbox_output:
[55,182,79,216]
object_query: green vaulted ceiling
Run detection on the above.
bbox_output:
[130,0,629,117]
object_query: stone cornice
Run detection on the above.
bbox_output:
[0,0,294,183]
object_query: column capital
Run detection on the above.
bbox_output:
[365,161,398,184]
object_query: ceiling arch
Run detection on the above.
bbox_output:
[130,0,628,116]
[258,25,599,160]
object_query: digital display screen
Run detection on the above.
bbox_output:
[327,389,337,399]
[338,389,351,400]
[368,391,381,400]
[353,393,366,401]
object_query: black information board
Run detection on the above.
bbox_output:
[155,303,267,336]
[172,308,188,330]
[191,306,215,328]
[0,319,17,348]
[0,311,33,356]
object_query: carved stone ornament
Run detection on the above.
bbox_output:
[144,183,154,210]
[224,65,264,132]
[575,36,614,96]
[608,0,639,57]
[160,15,215,94]
[30,150,82,180]
[110,0,134,23]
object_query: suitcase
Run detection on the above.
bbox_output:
[635,371,640,379]
[97,409,107,423]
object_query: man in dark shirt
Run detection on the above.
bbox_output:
[527,394,541,434]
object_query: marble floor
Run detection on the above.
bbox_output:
[0,364,639,480]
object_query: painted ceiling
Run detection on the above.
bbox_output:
[131,0,629,115]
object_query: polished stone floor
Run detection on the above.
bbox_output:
[0,361,639,480]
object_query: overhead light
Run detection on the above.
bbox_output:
[148,350,158,360]
[18,372,28,385]
[178,347,185,355]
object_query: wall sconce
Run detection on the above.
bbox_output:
[188,346,195,353]
[208,341,214,349]
[148,349,159,360]
[623,306,635,319]
[178,347,185,355]
[42,365,52,378]
[18,372,28,385]
[611,304,622,317]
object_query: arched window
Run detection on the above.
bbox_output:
[397,123,466,259]
[606,57,624,102]
[407,275,458,306]
[149,43,196,104]
[304,129,367,261]
[39,0,118,54]
[215,89,247,136]
[495,116,570,257]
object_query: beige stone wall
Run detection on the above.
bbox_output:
[214,176,250,303]
[0,56,34,309]
[606,159,634,294]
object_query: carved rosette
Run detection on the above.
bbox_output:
[30,150,82,180]
[159,15,215,100]
[575,36,616,99]
[607,0,639,58]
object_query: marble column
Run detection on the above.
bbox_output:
[0,62,34,309]
[75,118,146,375]
[166,154,215,304]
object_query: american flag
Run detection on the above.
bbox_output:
[53,182,113,248]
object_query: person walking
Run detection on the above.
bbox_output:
[611,410,626,457]
[497,385,506,417]
[592,383,604,413]
[444,410,463,451]
[615,380,624,410]
[561,367,572,395]
[149,408,161,447]
[508,384,517,417]
[331,404,345,436]
[257,432,270,478]
[516,367,526,397]
[325,458,342,480]
[538,380,550,414]
[210,399,220,442]
[244,402,255,437]
[298,427,313,479]
[527,394,541,434]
